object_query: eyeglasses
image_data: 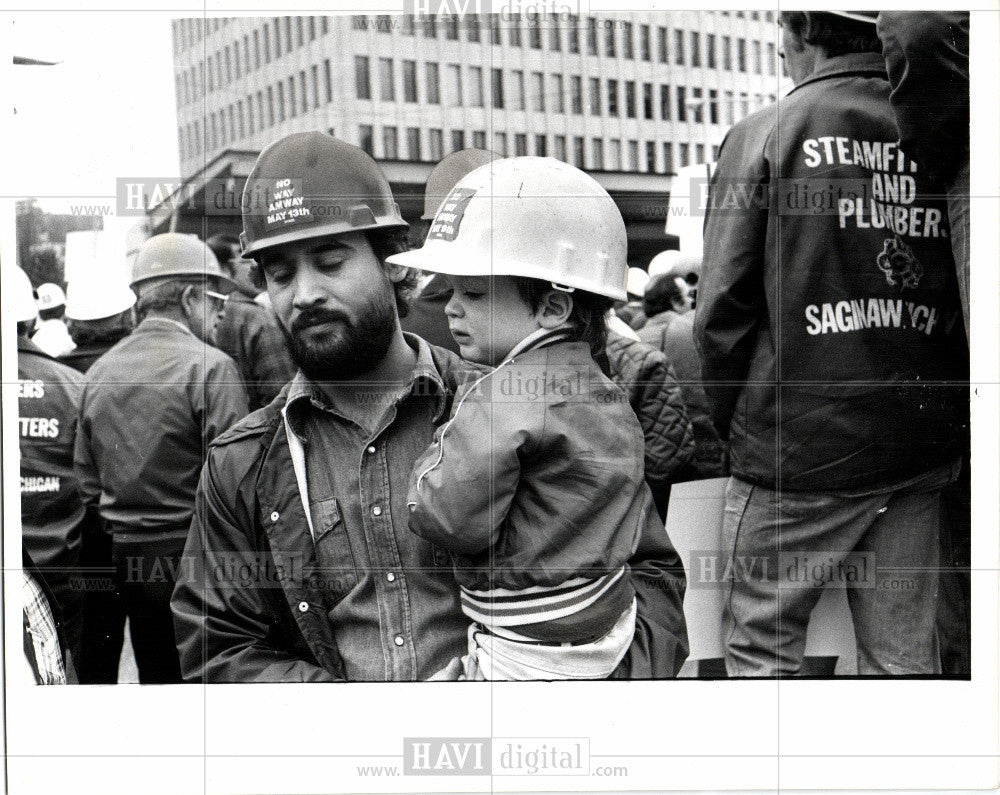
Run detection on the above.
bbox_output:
[204,290,230,305]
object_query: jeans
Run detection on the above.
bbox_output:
[722,460,961,677]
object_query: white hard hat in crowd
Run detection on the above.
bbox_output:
[36,282,66,311]
[389,157,628,301]
[648,251,681,279]
[65,281,136,321]
[13,267,40,323]
[626,267,650,299]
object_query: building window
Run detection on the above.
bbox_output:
[696,143,705,163]
[535,134,547,156]
[406,127,421,160]
[514,133,527,156]
[529,18,541,49]
[299,70,308,113]
[691,32,701,67]
[663,142,673,173]
[737,38,747,72]
[403,60,418,102]
[639,24,651,61]
[657,26,668,62]
[423,16,437,38]
[674,29,685,65]
[645,141,657,173]
[607,79,619,117]
[324,60,333,103]
[725,90,734,125]
[358,124,374,155]
[573,136,585,168]
[551,73,564,113]
[256,90,264,130]
[739,92,749,117]
[753,40,762,74]
[446,64,462,106]
[511,70,525,110]
[712,144,720,160]
[709,89,719,124]
[401,15,415,35]
[308,17,316,41]
[445,15,459,40]
[383,126,398,159]
[691,87,704,122]
[379,58,395,101]
[473,130,486,149]
[509,15,522,46]
[549,19,560,50]
[311,65,320,109]
[246,95,254,134]
[660,84,671,120]
[429,128,443,160]
[489,15,501,44]
[605,23,616,57]
[567,15,579,53]
[355,56,371,99]
[642,82,654,120]
[235,101,244,138]
[530,72,545,112]
[591,138,604,170]
[586,17,598,55]
[426,62,440,104]
[588,77,601,115]
[677,86,687,122]
[295,16,304,46]
[491,68,505,108]
[625,81,636,118]
[466,14,481,42]
[469,66,484,107]
[494,131,508,156]
[680,142,690,168]
[767,42,776,76]
[622,22,633,58]
[553,135,567,161]
[450,130,464,153]
[284,16,293,51]
[262,23,271,63]
[570,76,583,114]
[609,139,622,170]
[266,85,274,126]
[277,81,286,121]
[707,34,717,68]
[722,35,732,70]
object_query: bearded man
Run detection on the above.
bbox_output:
[170,132,689,681]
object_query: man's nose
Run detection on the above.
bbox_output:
[292,265,327,309]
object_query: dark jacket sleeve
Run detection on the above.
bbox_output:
[171,447,339,683]
[612,501,689,679]
[407,379,523,555]
[693,121,770,440]
[201,355,251,445]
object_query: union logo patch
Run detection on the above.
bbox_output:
[876,238,923,290]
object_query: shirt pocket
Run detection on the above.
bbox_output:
[310,497,359,603]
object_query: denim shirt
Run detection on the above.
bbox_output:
[283,337,467,680]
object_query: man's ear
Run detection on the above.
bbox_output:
[535,288,574,329]
[386,261,410,284]
[179,284,198,317]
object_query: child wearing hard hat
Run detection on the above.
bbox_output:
[391,157,651,680]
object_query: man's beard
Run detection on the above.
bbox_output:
[279,287,397,382]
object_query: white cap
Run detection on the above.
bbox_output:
[626,267,650,299]
[36,282,66,311]
[13,267,40,323]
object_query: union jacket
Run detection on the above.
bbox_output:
[171,339,690,681]
[695,52,967,491]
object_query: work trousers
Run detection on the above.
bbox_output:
[722,460,961,677]
[79,519,126,683]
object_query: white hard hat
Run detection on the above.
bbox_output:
[388,157,628,301]
[648,250,681,279]
[626,267,650,299]
[13,267,40,323]
[65,281,137,321]
[36,282,66,311]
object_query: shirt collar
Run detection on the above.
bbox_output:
[136,316,198,339]
[791,52,888,95]
[284,332,451,435]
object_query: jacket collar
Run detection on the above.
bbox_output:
[135,316,198,339]
[791,52,888,95]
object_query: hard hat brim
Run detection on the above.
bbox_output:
[387,247,628,303]
[130,271,238,292]
[241,216,408,258]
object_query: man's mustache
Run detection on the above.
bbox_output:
[291,308,352,335]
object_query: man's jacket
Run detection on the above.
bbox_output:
[171,341,689,682]
[695,52,967,491]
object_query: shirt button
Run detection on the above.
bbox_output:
[270,511,280,522]
[298,601,309,613]
[372,505,382,516]
[367,445,376,454]
[394,635,405,647]
[386,572,396,582]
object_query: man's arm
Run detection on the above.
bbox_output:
[202,357,251,444]
[170,450,340,682]
[407,381,522,555]
[693,124,770,439]
[613,501,689,679]
[72,396,101,509]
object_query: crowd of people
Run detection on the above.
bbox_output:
[18,10,970,683]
